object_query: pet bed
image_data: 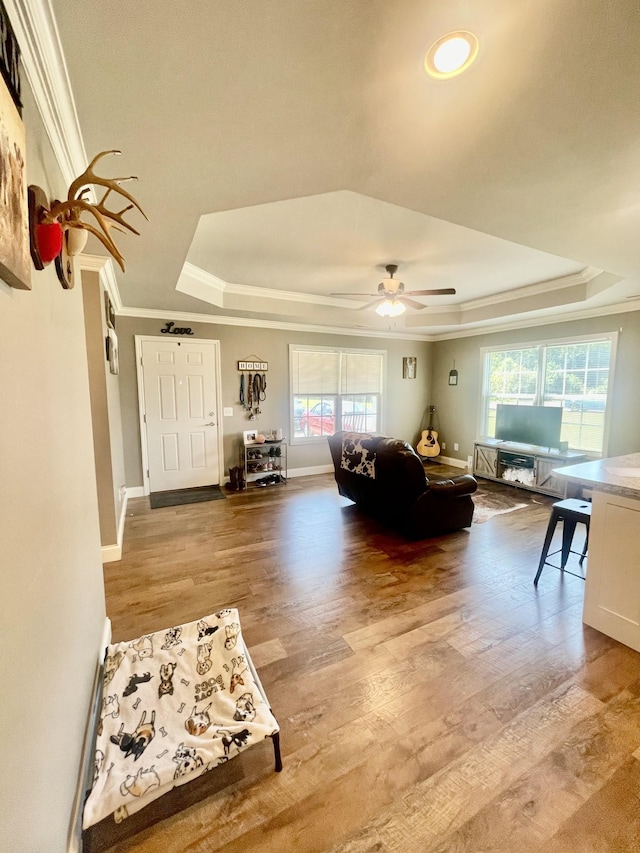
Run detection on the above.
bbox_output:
[83,608,281,828]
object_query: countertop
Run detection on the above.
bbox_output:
[554,452,640,499]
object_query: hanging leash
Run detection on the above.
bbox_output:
[253,372,266,402]
[252,372,264,417]
[239,373,246,409]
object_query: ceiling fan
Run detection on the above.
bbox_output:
[331,264,456,316]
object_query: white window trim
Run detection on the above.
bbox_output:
[477,331,618,457]
[289,343,387,444]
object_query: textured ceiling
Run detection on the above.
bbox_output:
[51,0,640,336]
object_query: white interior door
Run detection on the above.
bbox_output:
[141,339,221,492]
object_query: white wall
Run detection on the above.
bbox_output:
[0,86,106,851]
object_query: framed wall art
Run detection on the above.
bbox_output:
[0,58,30,290]
[106,328,119,375]
[105,291,116,330]
[402,357,417,379]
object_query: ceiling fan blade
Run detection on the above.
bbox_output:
[405,288,456,296]
[400,296,428,310]
[358,297,383,310]
[329,291,378,298]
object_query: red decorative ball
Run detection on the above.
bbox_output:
[36,221,64,263]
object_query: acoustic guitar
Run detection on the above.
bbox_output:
[417,406,441,458]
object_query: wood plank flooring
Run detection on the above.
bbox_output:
[92,470,640,853]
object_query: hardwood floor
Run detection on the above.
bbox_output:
[93,471,640,853]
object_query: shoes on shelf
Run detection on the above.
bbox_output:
[255,473,284,487]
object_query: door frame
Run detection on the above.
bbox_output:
[135,335,224,496]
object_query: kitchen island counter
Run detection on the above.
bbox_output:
[554,452,640,653]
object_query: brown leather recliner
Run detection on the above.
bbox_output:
[327,431,477,538]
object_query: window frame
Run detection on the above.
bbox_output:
[289,344,386,444]
[477,331,618,456]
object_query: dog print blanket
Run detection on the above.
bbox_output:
[83,608,279,828]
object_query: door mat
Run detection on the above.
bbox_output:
[150,485,226,509]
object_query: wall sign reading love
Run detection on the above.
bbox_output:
[161,321,194,335]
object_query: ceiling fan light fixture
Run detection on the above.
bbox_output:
[425,31,479,79]
[376,298,406,318]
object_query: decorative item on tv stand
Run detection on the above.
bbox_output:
[242,429,287,488]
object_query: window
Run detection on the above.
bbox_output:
[290,345,385,441]
[480,334,617,454]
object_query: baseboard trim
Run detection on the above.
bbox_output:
[67,616,110,853]
[437,455,470,470]
[126,486,145,498]
[288,464,333,478]
[101,543,121,563]
[100,616,112,657]
[117,490,128,547]
[101,491,130,563]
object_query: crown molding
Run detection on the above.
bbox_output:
[77,254,108,274]
[116,306,435,341]
[5,0,86,185]
[120,291,639,344]
[179,261,364,309]
[76,254,122,309]
[223,279,357,309]
[7,1,125,310]
[423,267,605,316]
[430,299,640,341]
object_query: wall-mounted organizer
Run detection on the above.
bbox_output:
[238,355,268,420]
[242,437,287,488]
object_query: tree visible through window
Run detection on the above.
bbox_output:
[482,336,615,454]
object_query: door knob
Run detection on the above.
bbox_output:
[205,421,216,426]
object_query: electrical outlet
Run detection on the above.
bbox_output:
[441,441,446,450]
[454,442,459,451]
[223,407,233,416]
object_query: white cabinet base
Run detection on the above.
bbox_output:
[583,490,640,652]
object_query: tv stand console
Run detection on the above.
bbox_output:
[473,439,586,497]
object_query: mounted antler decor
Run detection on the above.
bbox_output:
[28,149,147,289]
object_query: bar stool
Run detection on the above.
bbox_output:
[534,498,591,585]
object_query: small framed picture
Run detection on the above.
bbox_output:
[403,356,417,379]
[104,292,116,330]
[238,361,247,370]
[243,430,257,445]
[107,328,119,375]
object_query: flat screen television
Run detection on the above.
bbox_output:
[495,404,562,449]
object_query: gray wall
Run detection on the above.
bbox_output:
[0,88,106,850]
[431,312,640,463]
[116,316,433,486]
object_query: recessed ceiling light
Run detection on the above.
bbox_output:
[425,31,479,79]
